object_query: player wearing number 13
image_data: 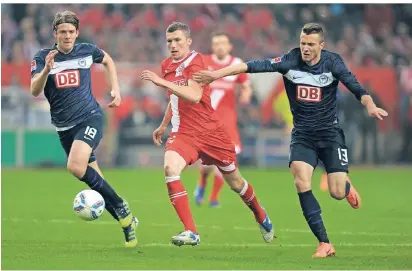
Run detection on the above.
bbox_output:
[193,23,388,258]
[30,11,138,248]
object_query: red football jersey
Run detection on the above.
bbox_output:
[161,51,222,135]
[204,54,249,151]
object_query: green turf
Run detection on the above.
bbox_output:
[2,168,412,269]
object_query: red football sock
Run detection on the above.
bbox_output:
[209,171,224,202]
[239,180,266,224]
[166,176,197,233]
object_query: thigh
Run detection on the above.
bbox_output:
[198,129,238,174]
[289,143,318,169]
[74,115,104,163]
[164,133,199,166]
[317,128,349,173]
[68,140,94,168]
[74,115,104,150]
[289,130,318,168]
[58,129,75,157]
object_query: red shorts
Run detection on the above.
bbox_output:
[165,127,237,173]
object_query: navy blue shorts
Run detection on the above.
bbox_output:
[289,127,349,173]
[57,114,104,163]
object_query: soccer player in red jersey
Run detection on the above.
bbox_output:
[193,32,252,208]
[141,22,274,246]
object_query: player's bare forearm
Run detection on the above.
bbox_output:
[239,83,252,104]
[361,95,376,110]
[160,79,202,104]
[102,52,120,93]
[216,63,248,78]
[30,70,49,97]
[160,102,172,128]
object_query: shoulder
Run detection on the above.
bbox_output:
[161,57,172,69]
[185,51,205,68]
[321,49,343,63]
[33,48,52,59]
[283,48,301,60]
[74,43,100,52]
[192,52,205,65]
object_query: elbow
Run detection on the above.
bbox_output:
[30,88,38,97]
[30,86,40,97]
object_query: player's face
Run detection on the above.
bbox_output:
[166,30,192,61]
[300,32,324,65]
[211,35,232,59]
[54,23,79,53]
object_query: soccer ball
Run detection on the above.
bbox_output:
[73,190,105,221]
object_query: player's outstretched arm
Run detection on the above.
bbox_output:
[192,63,248,85]
[361,95,388,120]
[141,70,202,104]
[101,51,121,107]
[332,55,388,120]
[30,50,58,97]
[193,58,282,86]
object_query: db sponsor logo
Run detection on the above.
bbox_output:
[54,70,80,89]
[296,86,322,102]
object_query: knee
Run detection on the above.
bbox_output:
[328,174,347,200]
[164,163,181,177]
[228,176,244,193]
[67,160,87,179]
[293,173,311,192]
[329,186,346,200]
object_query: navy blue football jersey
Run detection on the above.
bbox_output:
[31,43,105,128]
[246,48,368,131]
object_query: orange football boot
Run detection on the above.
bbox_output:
[312,242,336,258]
[345,177,361,209]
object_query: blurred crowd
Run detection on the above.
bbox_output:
[2,4,412,66]
[2,4,412,165]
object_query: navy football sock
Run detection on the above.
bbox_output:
[104,200,119,221]
[298,190,329,243]
[345,180,351,197]
[80,166,123,208]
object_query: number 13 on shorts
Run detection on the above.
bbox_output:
[338,147,348,164]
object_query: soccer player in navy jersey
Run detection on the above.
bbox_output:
[30,11,138,248]
[194,23,388,257]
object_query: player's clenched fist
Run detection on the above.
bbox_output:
[152,125,166,146]
[44,50,58,73]
[192,70,217,85]
[141,70,163,87]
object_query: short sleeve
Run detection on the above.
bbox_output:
[90,44,105,63]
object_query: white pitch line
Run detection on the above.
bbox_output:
[3,217,410,237]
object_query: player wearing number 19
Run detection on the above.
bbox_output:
[30,11,138,248]
[194,23,388,258]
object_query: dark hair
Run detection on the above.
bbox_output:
[166,21,191,38]
[52,11,79,32]
[211,31,231,40]
[302,23,324,41]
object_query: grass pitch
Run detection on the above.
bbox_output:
[2,167,412,269]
